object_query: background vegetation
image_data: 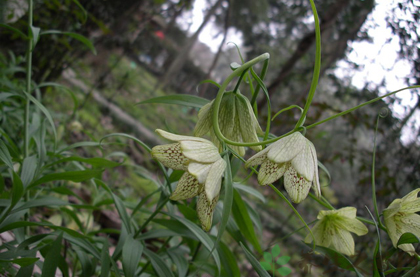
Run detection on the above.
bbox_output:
[0,0,419,276]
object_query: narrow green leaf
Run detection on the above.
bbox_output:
[167,248,188,277]
[305,243,364,277]
[172,215,221,272]
[46,156,121,169]
[57,141,104,153]
[71,0,88,23]
[143,248,175,277]
[0,257,39,267]
[152,219,195,240]
[100,133,151,153]
[11,171,24,207]
[37,82,78,115]
[100,239,110,277]
[0,139,14,170]
[397,233,420,245]
[74,249,94,277]
[11,196,68,214]
[196,79,221,94]
[21,155,37,187]
[29,170,102,188]
[232,189,261,253]
[233,183,266,203]
[217,241,240,277]
[216,155,233,247]
[95,179,132,234]
[40,30,96,55]
[136,95,210,108]
[122,235,143,277]
[0,23,28,39]
[41,233,63,277]
[240,242,271,277]
[23,91,57,145]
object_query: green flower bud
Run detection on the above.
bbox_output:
[194,92,263,156]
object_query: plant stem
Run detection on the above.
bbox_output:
[294,0,321,129]
[306,85,420,131]
[24,0,34,157]
[269,184,316,249]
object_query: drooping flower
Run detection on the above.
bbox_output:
[151,129,226,231]
[194,92,263,156]
[304,207,369,256]
[383,189,420,256]
[245,132,321,203]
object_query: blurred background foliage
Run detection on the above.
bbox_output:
[0,0,419,276]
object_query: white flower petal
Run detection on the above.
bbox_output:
[245,147,270,167]
[197,192,219,232]
[181,141,220,163]
[331,229,355,256]
[291,142,314,181]
[155,129,210,143]
[151,143,189,170]
[308,141,321,198]
[170,173,203,201]
[284,167,311,203]
[258,160,288,186]
[383,199,402,219]
[384,214,400,247]
[204,158,226,201]
[188,163,212,184]
[267,132,306,163]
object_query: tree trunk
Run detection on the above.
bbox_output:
[199,1,230,97]
[257,0,352,110]
[159,0,223,90]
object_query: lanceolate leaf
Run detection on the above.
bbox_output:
[136,95,210,108]
[232,189,262,253]
[240,242,270,277]
[167,248,188,277]
[40,30,96,54]
[29,170,102,188]
[122,235,143,277]
[0,139,14,170]
[143,248,175,277]
[41,233,63,277]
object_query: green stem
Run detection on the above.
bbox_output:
[24,0,34,158]
[268,184,316,249]
[306,85,420,131]
[294,0,321,129]
[251,59,269,113]
[133,197,169,239]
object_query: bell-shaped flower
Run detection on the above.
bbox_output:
[151,129,226,231]
[245,132,321,203]
[383,189,420,256]
[194,92,263,156]
[304,207,369,256]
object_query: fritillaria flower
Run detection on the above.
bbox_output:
[194,92,263,156]
[151,129,226,231]
[383,189,420,256]
[304,207,368,256]
[245,132,321,203]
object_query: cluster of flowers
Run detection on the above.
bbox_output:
[151,93,420,256]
